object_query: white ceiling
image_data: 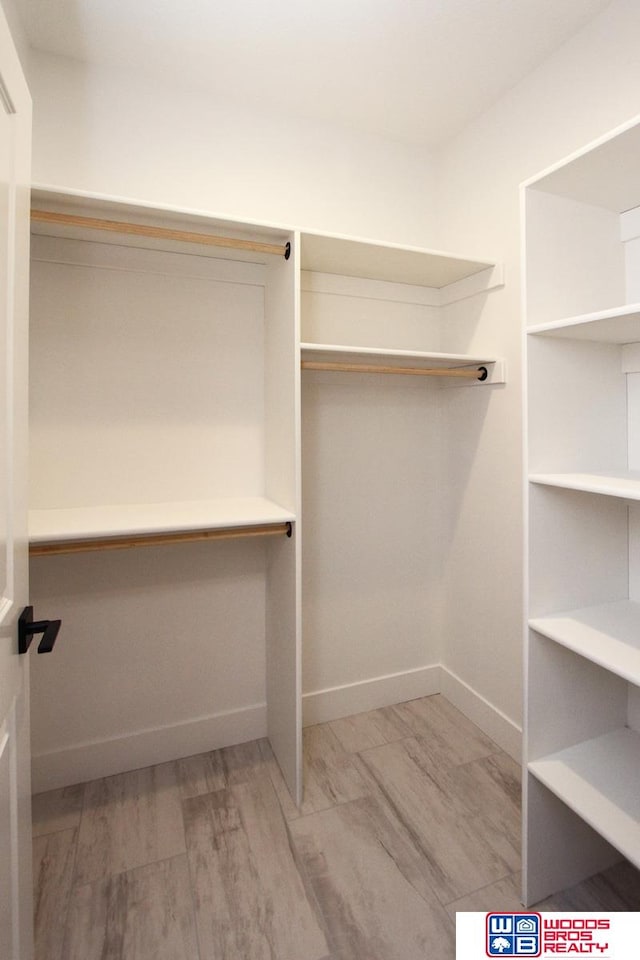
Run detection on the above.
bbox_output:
[17,0,612,147]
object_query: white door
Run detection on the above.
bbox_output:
[0,8,32,960]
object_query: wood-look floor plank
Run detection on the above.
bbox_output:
[359,737,518,903]
[447,860,640,915]
[298,724,370,817]
[35,700,639,960]
[64,854,199,960]
[177,751,226,800]
[446,872,525,915]
[264,723,371,820]
[290,795,454,960]
[548,860,640,910]
[329,706,413,754]
[392,695,499,767]
[32,783,85,837]
[178,738,270,801]
[221,739,272,785]
[183,775,330,960]
[33,827,78,960]
[446,752,522,857]
[74,762,185,885]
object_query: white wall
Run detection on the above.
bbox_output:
[27,51,438,248]
[435,0,640,730]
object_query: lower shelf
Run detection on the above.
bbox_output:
[29,497,296,555]
[528,727,640,868]
[300,343,506,385]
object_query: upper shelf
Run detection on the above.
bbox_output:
[524,117,640,214]
[34,188,500,293]
[530,471,640,501]
[31,186,292,264]
[300,231,494,288]
[29,497,295,555]
[528,303,640,343]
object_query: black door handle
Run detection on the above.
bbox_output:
[18,606,62,654]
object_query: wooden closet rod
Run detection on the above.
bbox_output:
[29,521,293,557]
[301,360,488,380]
[31,209,291,259]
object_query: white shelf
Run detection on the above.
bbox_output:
[300,343,496,369]
[530,599,640,686]
[31,186,291,262]
[529,728,640,869]
[29,497,295,545]
[530,471,640,500]
[300,231,493,288]
[528,303,640,343]
[524,119,640,215]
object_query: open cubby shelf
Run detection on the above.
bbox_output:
[529,727,640,870]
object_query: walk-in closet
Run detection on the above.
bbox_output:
[3,2,640,957]
[27,192,504,806]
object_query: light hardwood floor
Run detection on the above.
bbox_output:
[32,695,640,960]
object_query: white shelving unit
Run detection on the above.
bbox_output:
[28,189,302,799]
[298,231,504,728]
[28,189,504,801]
[524,117,640,905]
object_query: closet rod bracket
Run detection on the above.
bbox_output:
[285,241,291,261]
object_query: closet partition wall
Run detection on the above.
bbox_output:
[299,232,503,724]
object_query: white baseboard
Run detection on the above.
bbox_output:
[31,702,267,793]
[302,664,441,726]
[32,667,522,791]
[440,666,522,762]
